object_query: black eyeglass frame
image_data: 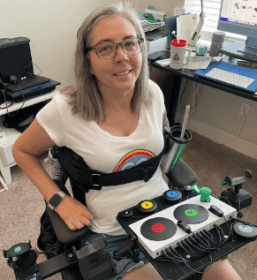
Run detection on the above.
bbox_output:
[84,37,144,59]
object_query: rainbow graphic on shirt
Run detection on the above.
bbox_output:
[113,149,155,172]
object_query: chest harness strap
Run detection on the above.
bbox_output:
[56,144,166,193]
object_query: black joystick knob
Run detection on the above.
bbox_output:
[120,210,133,220]
[184,185,193,192]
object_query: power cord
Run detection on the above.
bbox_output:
[209,112,247,145]
[0,78,26,114]
[179,80,199,114]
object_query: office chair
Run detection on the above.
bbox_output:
[39,145,197,280]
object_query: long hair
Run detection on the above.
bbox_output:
[64,2,152,122]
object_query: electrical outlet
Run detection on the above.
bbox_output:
[239,103,250,116]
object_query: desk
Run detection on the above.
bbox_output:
[149,52,257,125]
[0,90,57,185]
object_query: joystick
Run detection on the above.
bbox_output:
[221,170,253,210]
[120,210,133,220]
[3,241,37,271]
[183,185,193,193]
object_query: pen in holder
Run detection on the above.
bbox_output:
[161,105,191,174]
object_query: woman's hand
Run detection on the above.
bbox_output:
[55,196,93,230]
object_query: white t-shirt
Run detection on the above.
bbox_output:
[37,79,169,235]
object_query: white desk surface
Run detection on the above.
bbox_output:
[0,90,58,116]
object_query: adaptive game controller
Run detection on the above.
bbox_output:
[124,192,237,259]
[117,171,256,280]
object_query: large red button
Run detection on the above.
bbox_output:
[152,223,165,233]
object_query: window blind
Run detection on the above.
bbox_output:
[185,0,246,41]
[185,0,222,34]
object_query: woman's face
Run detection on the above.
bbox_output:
[89,15,143,96]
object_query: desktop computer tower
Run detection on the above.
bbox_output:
[0,37,33,83]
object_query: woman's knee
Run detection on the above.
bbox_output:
[122,262,163,280]
[202,259,242,280]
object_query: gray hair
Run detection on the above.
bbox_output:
[64,1,152,121]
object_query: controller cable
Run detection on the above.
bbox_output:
[178,240,213,274]
[195,232,216,251]
[181,239,198,260]
[203,229,214,242]
[220,217,236,246]
[197,232,216,250]
[166,247,185,261]
[217,195,233,207]
[200,231,217,249]
[177,241,195,260]
[183,239,198,259]
[161,248,182,262]
[158,252,212,275]
[173,245,212,275]
[216,224,226,240]
[177,239,214,275]
[188,236,211,253]
[214,225,224,247]
[192,233,211,251]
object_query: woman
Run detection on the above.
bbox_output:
[12,2,242,280]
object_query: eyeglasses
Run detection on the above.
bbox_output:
[85,37,144,59]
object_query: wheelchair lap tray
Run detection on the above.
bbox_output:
[47,206,89,245]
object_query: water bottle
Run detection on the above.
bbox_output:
[160,125,192,174]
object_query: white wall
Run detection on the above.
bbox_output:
[1,0,106,89]
[175,79,257,160]
[1,0,183,89]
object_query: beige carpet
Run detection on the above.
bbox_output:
[0,131,256,280]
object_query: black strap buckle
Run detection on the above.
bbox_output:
[92,174,102,190]
[144,167,155,182]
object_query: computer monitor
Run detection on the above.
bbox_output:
[217,0,257,61]
[0,37,34,84]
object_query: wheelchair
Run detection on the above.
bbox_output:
[4,144,256,280]
[44,145,198,280]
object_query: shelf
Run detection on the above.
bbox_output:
[0,89,57,185]
[0,90,58,116]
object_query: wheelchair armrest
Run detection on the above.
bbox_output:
[166,157,197,188]
[47,179,89,245]
[47,206,89,245]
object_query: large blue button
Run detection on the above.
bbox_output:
[163,190,182,202]
[167,190,178,198]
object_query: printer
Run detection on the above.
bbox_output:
[145,27,168,55]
